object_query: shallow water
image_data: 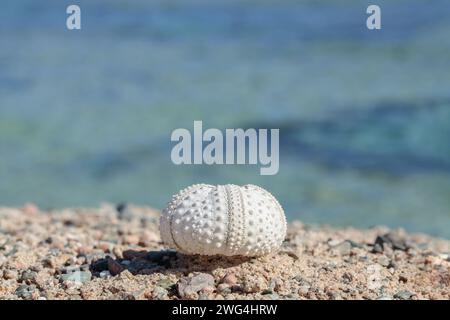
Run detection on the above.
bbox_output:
[1,0,449,237]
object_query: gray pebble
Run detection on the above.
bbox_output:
[346,240,363,248]
[157,277,176,290]
[372,243,383,253]
[153,286,168,300]
[375,233,409,252]
[331,241,352,255]
[217,283,231,294]
[177,273,215,298]
[99,270,111,278]
[377,255,390,267]
[15,284,36,299]
[264,278,278,294]
[60,271,92,284]
[20,269,37,282]
[198,293,211,300]
[394,290,414,300]
[264,293,280,300]
[298,285,311,295]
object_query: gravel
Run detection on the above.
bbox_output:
[0,204,449,300]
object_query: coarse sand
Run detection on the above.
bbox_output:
[0,204,449,300]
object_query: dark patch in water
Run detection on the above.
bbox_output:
[248,99,450,175]
[0,76,32,92]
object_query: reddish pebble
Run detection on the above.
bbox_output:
[23,203,39,215]
[221,273,238,285]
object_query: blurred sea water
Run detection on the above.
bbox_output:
[0,0,450,237]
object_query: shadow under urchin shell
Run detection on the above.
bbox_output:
[172,253,254,272]
[89,249,258,278]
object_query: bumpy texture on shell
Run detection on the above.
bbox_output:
[160,184,287,256]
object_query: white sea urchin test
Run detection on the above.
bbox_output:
[160,184,287,256]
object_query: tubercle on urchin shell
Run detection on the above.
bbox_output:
[249,184,287,243]
[160,184,210,253]
[159,184,287,257]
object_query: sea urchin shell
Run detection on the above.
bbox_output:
[159,184,287,256]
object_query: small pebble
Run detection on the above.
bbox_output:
[99,270,111,278]
[90,258,109,272]
[157,277,176,290]
[220,273,238,286]
[331,241,352,256]
[152,286,168,300]
[15,284,36,299]
[394,290,414,300]
[298,285,310,295]
[217,283,231,294]
[107,257,124,276]
[177,273,215,299]
[23,203,39,215]
[3,269,18,280]
[377,255,390,267]
[60,271,92,284]
[377,295,393,300]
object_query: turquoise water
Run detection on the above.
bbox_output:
[1,0,450,237]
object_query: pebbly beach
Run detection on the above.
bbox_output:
[0,204,449,300]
